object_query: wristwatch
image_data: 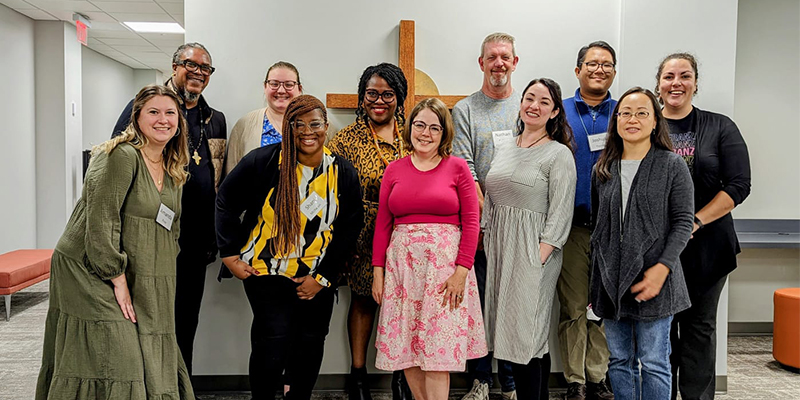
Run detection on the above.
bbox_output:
[694,215,705,230]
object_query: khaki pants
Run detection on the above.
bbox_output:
[556,226,610,385]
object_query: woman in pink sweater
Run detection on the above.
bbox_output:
[372,98,488,400]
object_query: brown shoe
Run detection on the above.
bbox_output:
[565,382,587,400]
[587,379,614,400]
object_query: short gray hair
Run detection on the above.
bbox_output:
[480,32,516,58]
[172,42,212,65]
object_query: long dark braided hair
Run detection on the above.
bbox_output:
[271,94,328,256]
[355,63,408,126]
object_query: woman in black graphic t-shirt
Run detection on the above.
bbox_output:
[655,53,751,400]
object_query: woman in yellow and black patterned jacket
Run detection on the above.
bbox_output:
[216,95,363,400]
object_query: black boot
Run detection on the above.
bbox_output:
[391,370,413,400]
[348,366,372,400]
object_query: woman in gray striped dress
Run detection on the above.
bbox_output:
[482,78,577,400]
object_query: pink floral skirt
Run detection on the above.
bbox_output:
[375,223,488,372]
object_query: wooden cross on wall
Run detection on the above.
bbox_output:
[326,20,467,117]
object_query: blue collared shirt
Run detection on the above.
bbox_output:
[563,88,617,226]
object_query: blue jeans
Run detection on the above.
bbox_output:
[468,250,515,392]
[604,316,673,400]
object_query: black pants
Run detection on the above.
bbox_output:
[243,275,335,400]
[175,252,210,376]
[509,353,550,400]
[670,276,727,400]
[466,250,515,391]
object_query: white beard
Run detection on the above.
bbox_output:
[490,74,508,87]
[182,88,200,103]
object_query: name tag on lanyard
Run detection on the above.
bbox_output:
[588,132,608,152]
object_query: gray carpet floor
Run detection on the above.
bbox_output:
[2,282,798,400]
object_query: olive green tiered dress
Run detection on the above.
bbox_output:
[35,143,194,400]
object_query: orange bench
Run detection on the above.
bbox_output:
[773,288,800,369]
[0,249,53,320]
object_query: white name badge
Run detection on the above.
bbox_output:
[492,130,514,148]
[300,192,325,220]
[156,203,175,231]
[588,132,608,152]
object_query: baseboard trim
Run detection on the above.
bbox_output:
[192,373,728,394]
[716,375,727,393]
[192,373,565,393]
[728,321,773,335]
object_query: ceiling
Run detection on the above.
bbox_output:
[1,0,184,73]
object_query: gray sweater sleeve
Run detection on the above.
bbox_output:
[451,102,478,181]
[658,154,695,270]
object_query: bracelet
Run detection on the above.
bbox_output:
[694,215,705,230]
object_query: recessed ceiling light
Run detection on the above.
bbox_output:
[122,22,184,34]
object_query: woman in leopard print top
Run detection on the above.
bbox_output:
[327,63,410,400]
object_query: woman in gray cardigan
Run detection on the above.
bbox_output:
[590,87,694,400]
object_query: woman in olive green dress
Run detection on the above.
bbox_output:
[36,85,194,400]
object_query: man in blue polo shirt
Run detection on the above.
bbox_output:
[558,41,618,400]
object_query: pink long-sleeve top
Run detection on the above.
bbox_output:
[372,155,480,268]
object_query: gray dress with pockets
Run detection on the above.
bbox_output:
[482,140,577,364]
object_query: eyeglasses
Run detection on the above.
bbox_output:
[290,120,326,133]
[617,111,651,120]
[411,121,443,135]
[177,59,215,75]
[266,80,299,90]
[583,61,615,73]
[365,90,396,104]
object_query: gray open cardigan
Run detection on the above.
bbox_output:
[590,147,694,321]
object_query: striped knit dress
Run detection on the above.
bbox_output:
[482,140,576,364]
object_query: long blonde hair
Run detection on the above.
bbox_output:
[93,85,190,186]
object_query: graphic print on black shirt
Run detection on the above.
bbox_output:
[667,108,697,174]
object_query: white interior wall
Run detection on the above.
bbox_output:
[0,5,37,254]
[187,0,621,376]
[133,69,165,93]
[732,0,800,220]
[34,21,83,249]
[186,0,745,379]
[81,47,136,149]
[725,0,800,326]
[729,249,800,323]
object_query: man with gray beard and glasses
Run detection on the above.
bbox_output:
[452,32,520,400]
[112,42,227,378]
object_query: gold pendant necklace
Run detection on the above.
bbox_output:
[192,150,201,165]
[369,120,403,167]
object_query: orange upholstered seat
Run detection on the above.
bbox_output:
[0,249,53,320]
[773,288,800,369]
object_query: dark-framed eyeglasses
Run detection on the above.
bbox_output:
[266,80,299,90]
[411,121,443,135]
[290,120,327,133]
[583,61,615,73]
[177,59,215,75]
[616,111,650,120]
[365,90,396,104]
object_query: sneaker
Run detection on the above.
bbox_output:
[501,390,517,400]
[587,379,614,400]
[565,382,587,400]
[461,379,489,400]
